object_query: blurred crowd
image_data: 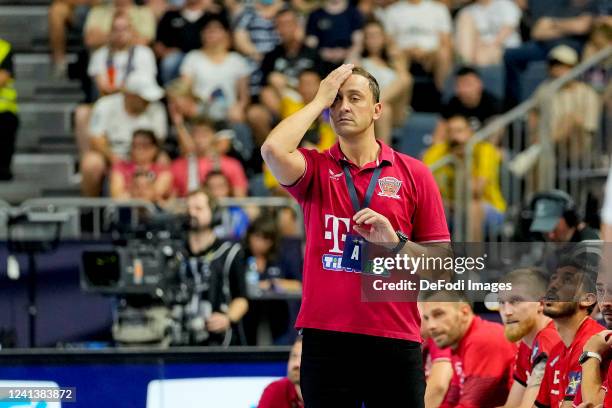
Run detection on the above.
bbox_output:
[36,0,610,210]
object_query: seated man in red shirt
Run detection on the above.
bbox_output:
[574,255,612,407]
[421,319,457,408]
[170,112,248,197]
[534,254,604,408]
[497,268,561,408]
[258,336,303,408]
[421,290,517,408]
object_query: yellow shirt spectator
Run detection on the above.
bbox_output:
[423,141,506,213]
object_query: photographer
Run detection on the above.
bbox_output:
[183,188,249,345]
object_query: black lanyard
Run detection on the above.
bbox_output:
[341,161,383,214]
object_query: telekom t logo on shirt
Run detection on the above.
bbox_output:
[324,214,350,254]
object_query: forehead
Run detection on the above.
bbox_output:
[422,301,456,314]
[338,74,372,96]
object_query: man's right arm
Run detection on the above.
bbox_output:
[260,64,353,186]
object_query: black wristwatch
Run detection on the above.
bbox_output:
[391,231,409,253]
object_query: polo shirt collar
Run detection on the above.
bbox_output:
[328,140,395,169]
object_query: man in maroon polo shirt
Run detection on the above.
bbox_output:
[261,64,450,406]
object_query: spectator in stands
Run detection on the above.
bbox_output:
[503,0,599,107]
[356,0,396,22]
[534,255,604,408]
[420,318,455,408]
[242,216,302,345]
[583,15,612,61]
[305,0,364,73]
[421,290,517,407]
[258,337,303,407]
[529,190,600,243]
[81,75,167,196]
[348,18,412,144]
[84,0,156,50]
[0,38,18,181]
[87,13,157,97]
[497,268,561,408]
[432,66,503,144]
[76,12,158,155]
[248,7,322,147]
[155,0,228,85]
[169,110,248,198]
[233,0,282,96]
[109,129,171,202]
[383,0,452,90]
[183,188,248,345]
[529,45,601,156]
[423,114,506,241]
[262,69,336,194]
[455,0,522,66]
[48,0,97,78]
[174,16,250,125]
[573,259,612,406]
[204,170,250,240]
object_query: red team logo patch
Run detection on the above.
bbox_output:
[377,177,402,199]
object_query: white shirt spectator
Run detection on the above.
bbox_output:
[89,93,167,159]
[383,0,451,51]
[459,0,522,48]
[180,51,250,120]
[603,166,612,225]
[88,45,157,87]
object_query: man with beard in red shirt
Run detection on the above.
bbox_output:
[534,254,604,408]
[573,252,612,408]
[497,268,561,408]
[421,290,517,408]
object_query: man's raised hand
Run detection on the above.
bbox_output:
[314,64,354,108]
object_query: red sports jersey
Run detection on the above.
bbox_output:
[572,355,611,407]
[514,321,562,386]
[258,377,304,408]
[451,316,518,408]
[284,142,450,341]
[604,365,611,408]
[423,337,461,407]
[535,317,605,408]
[423,337,452,378]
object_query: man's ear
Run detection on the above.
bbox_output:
[579,292,597,310]
[373,102,382,120]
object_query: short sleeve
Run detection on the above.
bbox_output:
[282,147,318,204]
[350,6,364,31]
[234,8,253,31]
[437,3,452,33]
[149,103,168,141]
[132,7,156,42]
[180,51,198,77]
[87,47,106,77]
[305,10,320,38]
[501,0,522,27]
[139,46,158,77]
[233,53,251,78]
[534,361,552,408]
[89,98,110,137]
[155,12,173,44]
[410,161,450,242]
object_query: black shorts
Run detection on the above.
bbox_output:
[300,328,425,408]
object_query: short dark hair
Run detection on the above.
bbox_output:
[190,116,217,132]
[246,216,280,260]
[456,66,480,78]
[132,129,159,146]
[275,6,297,19]
[351,66,380,103]
[186,188,218,211]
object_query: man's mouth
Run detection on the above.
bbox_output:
[505,320,519,325]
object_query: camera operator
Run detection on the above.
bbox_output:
[183,188,249,345]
